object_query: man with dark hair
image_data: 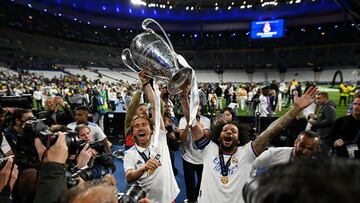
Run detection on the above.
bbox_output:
[180,84,318,203]
[244,158,360,203]
[252,130,320,176]
[3,108,33,151]
[67,106,111,153]
[330,94,360,158]
[308,92,336,153]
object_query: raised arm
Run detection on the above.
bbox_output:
[179,84,204,141]
[139,71,165,131]
[124,90,142,133]
[252,86,319,155]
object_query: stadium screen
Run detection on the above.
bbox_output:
[250,19,285,39]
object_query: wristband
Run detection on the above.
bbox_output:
[142,81,150,89]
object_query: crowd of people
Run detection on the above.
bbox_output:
[1,67,360,203]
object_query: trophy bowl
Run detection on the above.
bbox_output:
[121,18,192,95]
[167,67,192,95]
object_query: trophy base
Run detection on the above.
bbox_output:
[167,67,193,95]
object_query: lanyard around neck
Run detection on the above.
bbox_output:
[218,149,236,177]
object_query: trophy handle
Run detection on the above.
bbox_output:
[121,48,139,73]
[142,18,179,69]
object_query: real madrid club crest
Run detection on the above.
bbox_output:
[231,157,239,164]
[221,176,229,184]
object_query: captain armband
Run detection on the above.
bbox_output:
[193,136,210,150]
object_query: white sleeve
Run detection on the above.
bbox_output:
[245,142,258,163]
[94,125,107,141]
[252,149,272,170]
[124,150,136,172]
[158,130,167,141]
[67,123,76,132]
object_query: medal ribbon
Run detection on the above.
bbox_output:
[136,148,150,163]
[219,150,235,177]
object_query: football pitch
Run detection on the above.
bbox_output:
[236,85,349,118]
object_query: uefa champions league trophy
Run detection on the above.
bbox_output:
[122,18,199,149]
[121,18,193,95]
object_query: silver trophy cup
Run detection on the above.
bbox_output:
[121,18,192,95]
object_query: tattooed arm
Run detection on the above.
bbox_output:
[252,86,319,155]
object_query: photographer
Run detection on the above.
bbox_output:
[44,96,75,127]
[67,106,111,153]
[72,124,115,179]
[3,108,33,152]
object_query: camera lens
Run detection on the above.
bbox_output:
[47,132,85,155]
[119,185,146,203]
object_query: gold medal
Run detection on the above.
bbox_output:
[221,176,229,184]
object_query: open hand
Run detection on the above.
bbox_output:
[293,86,319,111]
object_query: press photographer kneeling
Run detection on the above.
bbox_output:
[66,124,115,186]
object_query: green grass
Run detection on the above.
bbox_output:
[31,86,349,118]
[230,85,349,118]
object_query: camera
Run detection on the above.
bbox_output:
[15,118,87,169]
[67,166,93,188]
[165,125,174,134]
[118,185,146,203]
[80,141,104,154]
